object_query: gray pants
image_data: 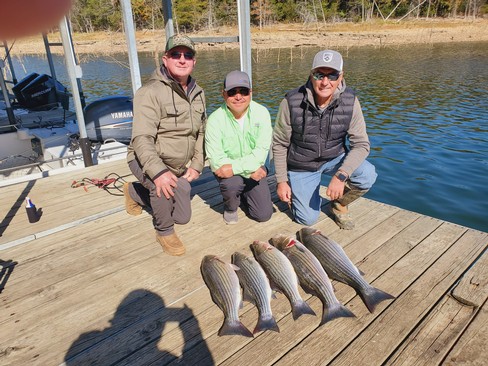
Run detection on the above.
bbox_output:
[128,159,191,235]
[218,175,273,222]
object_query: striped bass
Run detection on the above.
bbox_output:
[231,252,280,334]
[297,227,395,313]
[270,235,355,325]
[200,255,253,337]
[250,240,315,320]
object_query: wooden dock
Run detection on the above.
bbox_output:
[1,159,486,365]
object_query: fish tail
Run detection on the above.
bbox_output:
[218,319,253,338]
[320,303,355,325]
[360,286,395,313]
[291,300,316,320]
[253,315,280,334]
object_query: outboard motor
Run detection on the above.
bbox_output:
[12,73,67,110]
[84,96,133,144]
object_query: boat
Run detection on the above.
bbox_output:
[0,18,134,185]
[0,0,251,186]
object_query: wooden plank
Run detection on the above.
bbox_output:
[0,160,134,244]
[329,229,488,366]
[442,299,488,366]
[385,296,476,365]
[450,248,488,308]
[385,249,488,365]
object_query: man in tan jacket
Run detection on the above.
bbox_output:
[124,35,206,255]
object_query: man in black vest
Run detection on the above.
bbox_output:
[272,50,377,229]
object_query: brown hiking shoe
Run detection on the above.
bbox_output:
[123,182,142,216]
[156,232,186,256]
[331,202,355,230]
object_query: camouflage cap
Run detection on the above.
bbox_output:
[165,34,196,54]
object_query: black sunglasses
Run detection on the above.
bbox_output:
[169,51,194,61]
[312,71,341,81]
[227,88,250,97]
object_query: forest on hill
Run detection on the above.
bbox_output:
[71,0,487,33]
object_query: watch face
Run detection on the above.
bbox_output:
[337,172,347,182]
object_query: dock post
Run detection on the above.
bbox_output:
[59,16,93,167]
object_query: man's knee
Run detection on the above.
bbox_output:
[293,209,319,226]
[350,161,377,190]
[249,206,273,223]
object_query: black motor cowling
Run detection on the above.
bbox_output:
[12,73,67,110]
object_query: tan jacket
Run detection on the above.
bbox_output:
[127,66,206,179]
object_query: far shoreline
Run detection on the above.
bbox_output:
[5,18,488,56]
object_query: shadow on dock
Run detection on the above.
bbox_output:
[64,289,214,365]
[0,259,17,293]
[0,180,36,237]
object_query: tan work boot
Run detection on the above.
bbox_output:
[123,182,142,216]
[156,232,186,256]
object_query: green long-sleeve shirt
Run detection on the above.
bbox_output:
[205,100,272,178]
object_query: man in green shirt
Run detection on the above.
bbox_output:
[205,70,273,224]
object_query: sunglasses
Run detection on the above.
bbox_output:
[312,71,341,81]
[227,88,250,97]
[169,51,194,61]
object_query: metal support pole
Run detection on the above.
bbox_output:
[0,59,16,128]
[42,34,58,81]
[237,0,252,83]
[59,17,93,167]
[2,41,17,84]
[120,0,142,94]
[162,0,175,43]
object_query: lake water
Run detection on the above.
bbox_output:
[9,42,488,232]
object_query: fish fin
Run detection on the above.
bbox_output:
[291,300,316,320]
[320,303,355,325]
[300,282,319,297]
[218,319,253,338]
[253,315,280,334]
[230,263,240,271]
[358,268,366,276]
[360,286,395,313]
[271,290,278,299]
[242,289,255,304]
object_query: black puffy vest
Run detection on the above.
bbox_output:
[285,85,356,172]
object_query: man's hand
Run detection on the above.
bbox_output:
[326,176,346,201]
[277,182,292,204]
[153,171,178,199]
[250,166,267,181]
[215,164,234,179]
[183,167,200,182]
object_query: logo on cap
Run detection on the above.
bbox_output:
[322,52,334,63]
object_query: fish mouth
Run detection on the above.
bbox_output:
[286,239,296,248]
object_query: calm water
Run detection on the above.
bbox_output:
[9,42,488,232]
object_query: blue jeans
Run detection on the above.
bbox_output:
[288,154,377,226]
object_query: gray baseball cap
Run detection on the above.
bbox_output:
[165,34,196,54]
[223,70,251,91]
[311,50,343,72]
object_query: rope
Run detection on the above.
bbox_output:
[71,173,130,195]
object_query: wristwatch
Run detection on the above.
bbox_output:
[335,171,348,182]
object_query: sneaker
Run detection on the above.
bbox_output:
[330,203,355,230]
[223,210,238,225]
[123,182,142,216]
[156,232,186,256]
